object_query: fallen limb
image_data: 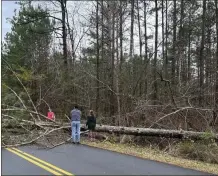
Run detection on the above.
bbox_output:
[48,137,72,149]
[2,108,59,125]
[3,58,41,120]
[149,106,211,128]
[2,129,50,148]
[2,114,44,129]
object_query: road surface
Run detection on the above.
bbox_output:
[2,143,212,175]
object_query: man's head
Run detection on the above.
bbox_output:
[74,105,79,109]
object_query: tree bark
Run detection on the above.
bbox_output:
[178,0,184,86]
[137,0,142,58]
[130,0,134,60]
[61,0,67,66]
[153,0,158,102]
[119,0,123,70]
[14,122,218,141]
[214,0,218,126]
[83,124,218,141]
[199,0,206,107]
[172,0,177,86]
[118,0,123,122]
[188,11,192,82]
[137,0,143,96]
[65,8,75,67]
[110,3,115,121]
[205,28,211,87]
[162,0,165,68]
[143,0,148,98]
[165,0,168,79]
[116,11,121,126]
[96,0,100,116]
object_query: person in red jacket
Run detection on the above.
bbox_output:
[47,109,55,121]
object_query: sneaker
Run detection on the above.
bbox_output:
[77,142,80,144]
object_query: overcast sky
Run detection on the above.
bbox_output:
[1,0,93,55]
[2,1,20,41]
[1,0,164,57]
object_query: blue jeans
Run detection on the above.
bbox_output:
[71,121,80,143]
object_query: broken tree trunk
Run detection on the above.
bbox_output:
[8,122,217,141]
[86,124,218,141]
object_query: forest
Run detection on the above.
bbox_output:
[1,0,218,166]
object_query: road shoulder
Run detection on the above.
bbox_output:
[82,140,218,175]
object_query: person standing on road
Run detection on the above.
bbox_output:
[86,110,96,141]
[70,105,81,144]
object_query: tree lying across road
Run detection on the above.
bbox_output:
[1,0,218,152]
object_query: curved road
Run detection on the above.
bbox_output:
[2,144,212,175]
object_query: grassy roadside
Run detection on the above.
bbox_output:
[82,140,218,175]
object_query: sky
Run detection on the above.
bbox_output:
[1,0,93,55]
[2,1,20,41]
[1,0,163,57]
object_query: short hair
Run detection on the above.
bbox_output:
[74,105,78,109]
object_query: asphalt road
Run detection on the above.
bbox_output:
[2,143,213,175]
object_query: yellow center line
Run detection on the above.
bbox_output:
[6,148,74,176]
[6,148,62,175]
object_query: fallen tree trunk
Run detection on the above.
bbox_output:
[35,122,218,141]
[89,124,218,141]
[3,121,218,141]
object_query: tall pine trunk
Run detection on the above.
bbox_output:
[165,0,168,79]
[153,0,158,103]
[119,0,123,120]
[116,13,121,126]
[199,0,206,107]
[137,0,143,96]
[214,0,218,126]
[162,0,165,69]
[61,0,67,66]
[144,0,148,98]
[172,0,177,86]
[110,3,115,122]
[130,0,134,59]
[120,1,123,69]
[137,0,142,58]
[187,5,192,82]
[178,0,184,86]
[96,0,100,116]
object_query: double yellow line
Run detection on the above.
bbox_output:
[6,148,74,175]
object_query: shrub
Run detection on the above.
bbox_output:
[173,138,218,164]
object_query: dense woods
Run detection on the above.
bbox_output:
[2,0,218,134]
